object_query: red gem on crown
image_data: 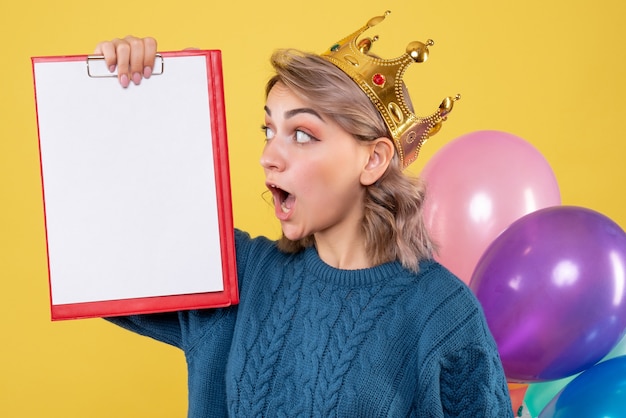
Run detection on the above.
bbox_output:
[372,73,386,86]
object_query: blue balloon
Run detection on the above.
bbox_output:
[539,355,626,417]
[526,333,626,416]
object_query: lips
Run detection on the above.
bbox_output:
[268,183,295,218]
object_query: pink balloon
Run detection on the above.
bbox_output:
[421,130,561,284]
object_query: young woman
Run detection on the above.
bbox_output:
[95,14,513,418]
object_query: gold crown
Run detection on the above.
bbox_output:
[321,10,460,168]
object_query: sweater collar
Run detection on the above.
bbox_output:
[303,246,411,287]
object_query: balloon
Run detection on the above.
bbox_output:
[524,332,626,415]
[524,376,577,417]
[470,206,626,382]
[421,130,560,284]
[508,383,528,417]
[538,355,626,417]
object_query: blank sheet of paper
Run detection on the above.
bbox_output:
[32,51,237,318]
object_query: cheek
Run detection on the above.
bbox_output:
[306,164,361,202]
[290,162,329,201]
[292,141,365,198]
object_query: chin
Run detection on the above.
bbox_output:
[281,230,304,242]
[280,226,311,243]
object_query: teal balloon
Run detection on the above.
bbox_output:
[525,333,626,416]
[538,355,626,417]
[524,376,576,417]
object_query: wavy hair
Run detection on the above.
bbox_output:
[266,49,436,272]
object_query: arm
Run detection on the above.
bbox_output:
[105,312,184,347]
[439,343,514,418]
[104,307,238,351]
[409,267,514,417]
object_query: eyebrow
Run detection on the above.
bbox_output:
[264,106,325,121]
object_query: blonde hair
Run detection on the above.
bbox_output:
[266,49,436,272]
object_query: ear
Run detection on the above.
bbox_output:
[360,137,394,186]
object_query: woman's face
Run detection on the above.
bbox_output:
[260,82,373,243]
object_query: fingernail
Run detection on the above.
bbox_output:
[132,72,142,85]
[143,66,152,79]
[120,74,130,88]
[109,65,116,73]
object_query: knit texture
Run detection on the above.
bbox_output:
[107,229,513,417]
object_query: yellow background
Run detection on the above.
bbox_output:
[1,0,625,416]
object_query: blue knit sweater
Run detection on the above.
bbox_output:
[107,230,513,417]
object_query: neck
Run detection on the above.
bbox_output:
[314,227,371,270]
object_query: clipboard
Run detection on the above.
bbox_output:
[31,50,239,320]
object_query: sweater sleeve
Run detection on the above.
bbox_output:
[104,305,238,349]
[103,229,273,349]
[411,263,514,418]
[104,311,188,348]
[439,341,514,417]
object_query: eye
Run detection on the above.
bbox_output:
[261,125,275,141]
[295,129,315,144]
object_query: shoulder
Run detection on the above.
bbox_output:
[234,229,281,270]
[233,229,303,291]
[234,229,311,268]
[405,260,481,316]
[234,228,275,253]
[399,260,496,352]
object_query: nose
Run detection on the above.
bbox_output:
[259,137,286,171]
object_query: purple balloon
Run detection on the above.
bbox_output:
[470,206,626,383]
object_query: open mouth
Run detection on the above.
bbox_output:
[268,184,295,214]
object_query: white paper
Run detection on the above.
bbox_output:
[34,55,225,305]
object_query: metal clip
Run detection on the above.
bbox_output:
[86,53,164,78]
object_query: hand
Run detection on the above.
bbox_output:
[94,36,158,88]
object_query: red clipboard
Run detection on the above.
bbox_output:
[32,50,239,320]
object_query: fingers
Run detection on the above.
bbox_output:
[113,38,132,87]
[94,36,158,88]
[125,36,145,86]
[142,37,157,79]
[94,40,118,73]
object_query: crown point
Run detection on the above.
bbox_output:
[439,94,461,117]
[367,10,391,27]
[406,41,431,63]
